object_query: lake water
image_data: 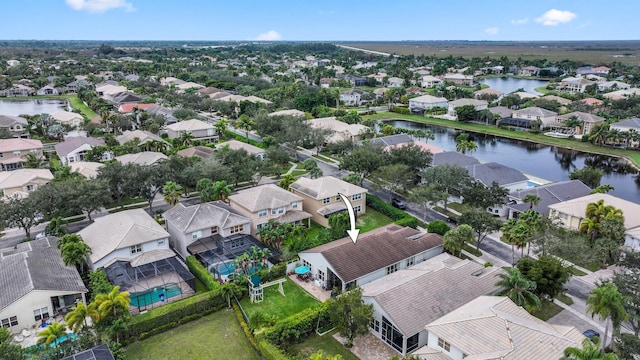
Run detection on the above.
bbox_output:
[0,99,67,116]
[478,77,549,95]
[387,120,640,204]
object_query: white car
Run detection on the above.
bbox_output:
[35,232,47,240]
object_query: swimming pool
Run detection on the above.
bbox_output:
[210,263,262,277]
[130,284,181,307]
[29,332,77,350]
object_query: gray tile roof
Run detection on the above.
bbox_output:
[54,137,105,157]
[369,134,413,147]
[432,151,480,167]
[229,184,303,212]
[612,117,640,130]
[0,238,87,311]
[465,162,528,187]
[163,201,250,234]
[0,115,28,127]
[507,180,592,215]
[301,225,443,283]
[362,253,501,336]
[290,176,367,200]
[514,106,557,117]
[556,111,605,124]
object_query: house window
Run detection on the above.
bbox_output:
[271,207,284,215]
[258,209,267,218]
[406,256,415,267]
[1,316,18,328]
[370,319,380,333]
[438,337,451,352]
[230,225,244,234]
[157,239,165,246]
[13,151,21,156]
[130,244,142,254]
[351,193,362,201]
[33,307,49,321]
[26,185,34,191]
[292,201,298,209]
[317,269,325,282]
[335,195,341,201]
[354,205,362,213]
[210,226,218,234]
[192,231,200,239]
[322,197,330,204]
[257,223,266,230]
[386,263,398,275]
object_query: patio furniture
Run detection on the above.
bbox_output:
[13,335,24,343]
[21,328,31,337]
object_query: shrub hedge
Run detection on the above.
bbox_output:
[259,340,294,360]
[233,302,261,354]
[262,303,328,346]
[186,255,220,291]
[366,194,419,229]
[427,220,451,235]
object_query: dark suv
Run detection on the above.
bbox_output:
[391,196,406,209]
[583,329,600,342]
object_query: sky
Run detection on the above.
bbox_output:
[2,0,639,41]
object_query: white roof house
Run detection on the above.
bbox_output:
[115,151,168,166]
[78,208,171,270]
[307,117,368,143]
[219,139,266,159]
[409,95,449,112]
[69,161,103,179]
[165,119,217,142]
[268,109,305,117]
[116,130,169,146]
[50,110,84,127]
[0,168,53,199]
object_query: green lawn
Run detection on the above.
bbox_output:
[66,95,98,118]
[305,221,325,239]
[356,209,393,233]
[532,300,564,321]
[557,293,574,306]
[287,330,360,360]
[239,278,319,323]
[125,310,260,360]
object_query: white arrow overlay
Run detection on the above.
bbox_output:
[338,193,360,243]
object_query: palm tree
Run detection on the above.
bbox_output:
[179,131,195,146]
[212,180,233,203]
[563,116,584,135]
[220,282,238,309]
[586,282,628,351]
[23,152,45,168]
[308,165,323,179]
[65,302,92,333]
[495,267,541,312]
[36,322,67,348]
[455,140,478,154]
[162,181,183,205]
[94,286,131,320]
[57,234,83,249]
[61,240,92,274]
[278,174,297,190]
[522,193,541,209]
[215,118,229,138]
[591,184,615,194]
[589,124,610,146]
[235,114,255,143]
[561,338,619,360]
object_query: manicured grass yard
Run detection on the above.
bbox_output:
[532,300,564,321]
[125,310,260,360]
[287,330,360,360]
[239,278,319,322]
[356,209,393,233]
[65,95,98,118]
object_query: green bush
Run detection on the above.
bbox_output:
[254,261,287,284]
[395,216,419,229]
[262,303,329,346]
[259,340,294,360]
[186,255,220,291]
[233,302,260,353]
[366,195,407,221]
[390,106,411,114]
[427,220,451,235]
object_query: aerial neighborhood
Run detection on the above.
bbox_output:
[1,37,640,360]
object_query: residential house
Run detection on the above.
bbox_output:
[163,201,253,259]
[368,73,387,84]
[540,94,572,106]
[160,77,186,86]
[340,89,369,106]
[432,151,480,168]
[290,176,368,227]
[369,134,413,148]
[108,92,144,105]
[362,253,502,356]
[307,117,369,143]
[54,137,112,165]
[342,74,367,87]
[115,152,168,166]
[1,84,34,97]
[116,129,169,148]
[0,238,87,335]
[95,84,128,99]
[420,76,443,88]
[268,109,305,118]
[387,77,405,88]
[36,85,59,96]
[228,184,312,235]
[610,117,640,134]
[50,110,84,128]
[69,161,103,179]
[579,97,605,107]
[465,162,529,193]
[298,224,443,291]
[219,139,266,159]
[518,66,540,76]
[165,119,218,143]
[603,88,640,100]
[443,74,473,86]
[118,103,157,114]
[65,79,89,94]
[559,77,596,94]
[447,99,488,118]
[176,82,205,92]
[556,111,605,135]
[512,92,538,100]
[511,106,558,128]
[416,296,584,360]
[0,168,53,199]
[488,106,513,120]
[408,95,448,114]
[598,81,630,92]
[0,138,44,171]
[473,88,503,99]
[503,180,591,219]
[0,115,29,138]
[319,78,333,88]
[176,145,214,160]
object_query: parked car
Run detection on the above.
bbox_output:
[583,329,600,341]
[391,196,406,209]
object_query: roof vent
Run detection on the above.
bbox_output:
[471,269,484,276]
[406,233,423,241]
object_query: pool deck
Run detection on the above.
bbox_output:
[128,272,195,315]
[288,274,331,302]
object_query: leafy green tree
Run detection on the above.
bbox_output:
[339,142,389,186]
[420,164,473,211]
[328,211,350,239]
[426,220,451,236]
[327,287,373,347]
[310,350,343,360]
[370,164,414,193]
[4,194,41,238]
[409,183,447,221]
[162,181,183,205]
[462,181,508,210]
[72,178,112,221]
[45,216,68,237]
[36,322,67,348]
[495,267,541,312]
[196,178,216,202]
[387,142,433,179]
[586,282,628,352]
[443,224,473,257]
[61,238,93,275]
[561,338,619,360]
[454,105,478,122]
[612,250,640,336]
[570,167,603,189]
[516,256,571,300]
[616,333,640,360]
[0,327,23,360]
[459,209,502,250]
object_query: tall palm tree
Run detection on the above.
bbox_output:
[162,181,183,205]
[278,174,297,190]
[61,240,93,274]
[36,322,68,348]
[455,140,478,154]
[586,282,628,351]
[214,118,229,139]
[495,267,541,312]
[220,282,238,309]
[23,152,45,169]
[179,131,195,146]
[235,114,255,143]
[94,286,131,320]
[212,180,233,203]
[65,302,93,333]
[522,193,541,209]
[561,338,619,360]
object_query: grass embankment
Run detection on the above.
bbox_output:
[125,311,260,360]
[66,95,98,118]
[365,112,640,168]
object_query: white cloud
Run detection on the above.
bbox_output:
[254,30,282,41]
[484,27,499,35]
[65,0,135,13]
[535,9,577,26]
[510,18,529,25]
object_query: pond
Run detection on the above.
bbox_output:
[386,120,640,204]
[0,99,67,116]
[478,77,549,95]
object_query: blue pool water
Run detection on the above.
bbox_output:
[130,284,181,307]
[29,332,77,350]
[210,263,263,277]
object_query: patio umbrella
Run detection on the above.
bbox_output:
[295,265,310,275]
